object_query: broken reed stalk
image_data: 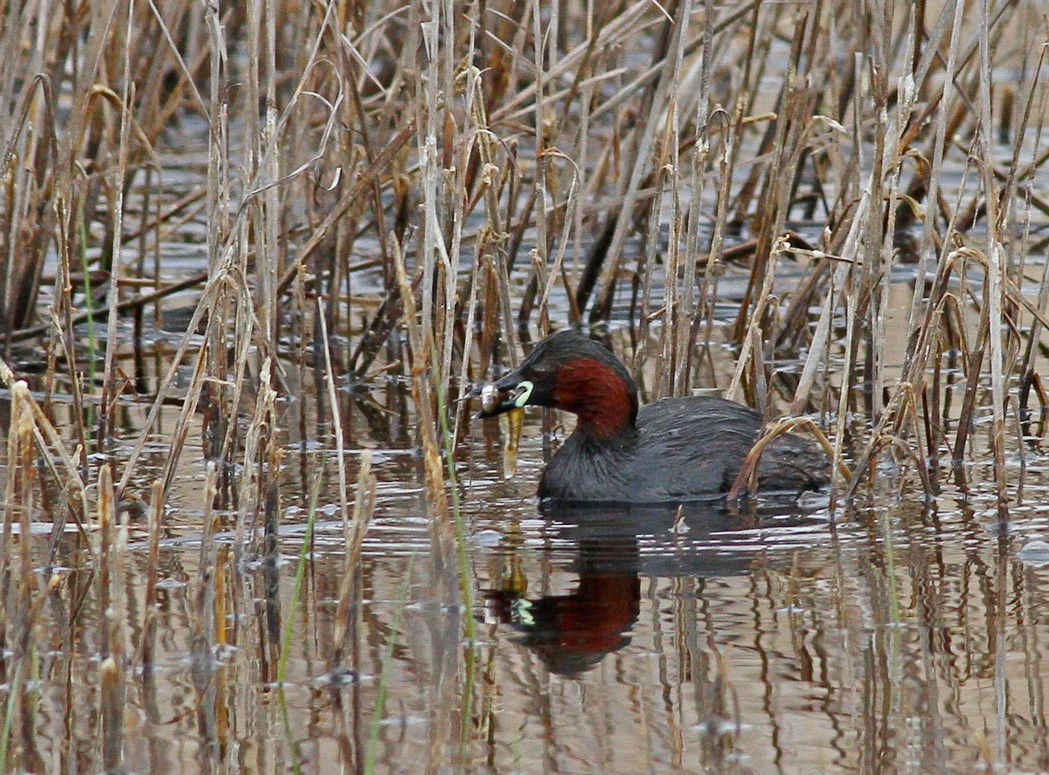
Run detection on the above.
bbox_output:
[140,480,164,672]
[0,372,92,534]
[195,462,221,652]
[726,416,847,502]
[98,464,128,774]
[392,237,450,521]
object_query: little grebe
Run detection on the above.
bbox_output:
[477,330,829,502]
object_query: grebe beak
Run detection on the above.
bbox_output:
[473,377,535,418]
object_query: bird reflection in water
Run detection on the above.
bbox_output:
[481,499,817,676]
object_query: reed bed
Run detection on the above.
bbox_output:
[0,0,1047,771]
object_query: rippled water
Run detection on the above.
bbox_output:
[7,379,1048,775]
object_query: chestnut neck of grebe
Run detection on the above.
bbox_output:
[551,356,638,439]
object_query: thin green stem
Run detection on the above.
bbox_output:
[78,201,97,387]
[277,472,323,683]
